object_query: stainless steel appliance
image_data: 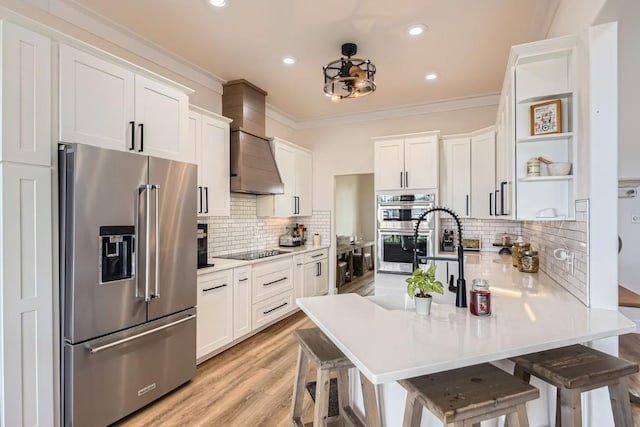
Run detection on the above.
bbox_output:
[376,193,436,274]
[217,249,289,261]
[197,224,214,268]
[59,143,197,427]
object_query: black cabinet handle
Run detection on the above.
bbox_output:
[263,302,288,315]
[129,121,135,150]
[238,277,248,282]
[489,193,493,216]
[405,171,408,188]
[500,181,507,215]
[400,172,403,188]
[316,262,320,277]
[494,190,500,216]
[203,284,226,293]
[204,187,209,214]
[264,277,287,287]
[198,186,203,213]
[311,253,323,258]
[138,123,144,152]
[466,195,470,216]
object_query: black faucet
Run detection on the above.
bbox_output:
[412,207,467,308]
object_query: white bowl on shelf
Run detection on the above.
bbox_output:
[548,162,572,176]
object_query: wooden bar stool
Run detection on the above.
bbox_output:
[511,344,639,427]
[399,363,539,427]
[291,328,364,427]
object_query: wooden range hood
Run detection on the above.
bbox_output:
[223,79,284,195]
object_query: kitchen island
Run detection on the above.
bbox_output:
[297,254,635,426]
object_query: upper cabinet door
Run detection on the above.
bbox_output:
[295,149,313,216]
[404,135,439,190]
[470,131,496,218]
[59,44,134,151]
[1,23,51,166]
[445,138,471,217]
[200,114,230,216]
[273,142,296,216]
[374,139,404,190]
[134,75,191,163]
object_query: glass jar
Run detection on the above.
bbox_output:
[512,242,530,267]
[519,250,539,273]
[527,157,541,176]
[470,278,491,316]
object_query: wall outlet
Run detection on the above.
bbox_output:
[632,213,640,224]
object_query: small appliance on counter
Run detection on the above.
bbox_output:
[461,237,481,251]
[197,224,215,268]
[279,227,301,247]
[441,229,455,252]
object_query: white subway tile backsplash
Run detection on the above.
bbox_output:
[198,194,331,256]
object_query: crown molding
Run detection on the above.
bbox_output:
[267,93,500,130]
[48,0,225,94]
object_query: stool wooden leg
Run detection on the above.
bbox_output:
[402,391,422,427]
[291,347,309,426]
[360,373,382,427]
[513,364,531,383]
[337,368,349,416]
[313,369,331,427]
[559,388,582,427]
[609,377,634,427]
[504,403,530,427]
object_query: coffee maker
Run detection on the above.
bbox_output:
[197,224,214,268]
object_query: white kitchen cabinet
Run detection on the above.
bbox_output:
[196,269,233,362]
[374,132,439,191]
[303,249,329,297]
[442,129,496,219]
[60,44,192,162]
[233,266,252,340]
[1,22,51,165]
[256,137,313,217]
[293,254,305,304]
[252,257,293,303]
[495,82,514,218]
[190,107,232,217]
[0,162,54,427]
[512,41,578,220]
[252,291,294,331]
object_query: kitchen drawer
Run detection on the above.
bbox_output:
[252,258,293,303]
[304,248,328,263]
[252,291,294,331]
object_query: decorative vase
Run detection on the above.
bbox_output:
[414,294,432,316]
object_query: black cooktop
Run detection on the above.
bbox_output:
[216,249,289,261]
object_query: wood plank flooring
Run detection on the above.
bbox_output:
[115,275,375,427]
[619,333,640,426]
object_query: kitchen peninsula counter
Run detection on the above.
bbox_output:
[297,254,635,385]
[297,254,635,425]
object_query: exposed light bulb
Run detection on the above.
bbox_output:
[331,94,341,102]
[208,0,227,7]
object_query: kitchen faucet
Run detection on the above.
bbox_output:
[412,207,467,308]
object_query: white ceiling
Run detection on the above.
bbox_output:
[66,0,559,121]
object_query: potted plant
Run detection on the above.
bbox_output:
[406,265,444,316]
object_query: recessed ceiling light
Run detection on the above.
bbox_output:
[208,0,227,7]
[282,56,296,65]
[407,24,428,36]
[425,73,438,81]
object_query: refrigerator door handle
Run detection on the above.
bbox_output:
[153,184,161,299]
[139,184,153,302]
[85,314,196,354]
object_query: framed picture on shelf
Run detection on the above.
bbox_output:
[530,99,562,135]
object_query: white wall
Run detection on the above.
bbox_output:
[546,0,607,37]
[357,174,375,241]
[334,174,375,241]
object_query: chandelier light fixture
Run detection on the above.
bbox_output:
[323,43,376,101]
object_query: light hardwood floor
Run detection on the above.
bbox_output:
[115,274,375,427]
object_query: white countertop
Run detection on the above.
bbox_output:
[197,244,330,274]
[297,254,635,384]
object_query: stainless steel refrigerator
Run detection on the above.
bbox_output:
[59,143,197,427]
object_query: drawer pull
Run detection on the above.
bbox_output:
[203,284,227,292]
[311,253,324,258]
[263,302,288,315]
[263,277,287,287]
[238,278,248,282]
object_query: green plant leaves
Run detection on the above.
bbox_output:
[405,266,444,298]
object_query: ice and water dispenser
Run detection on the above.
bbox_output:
[99,226,135,283]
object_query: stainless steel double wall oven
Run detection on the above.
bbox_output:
[377,193,436,274]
